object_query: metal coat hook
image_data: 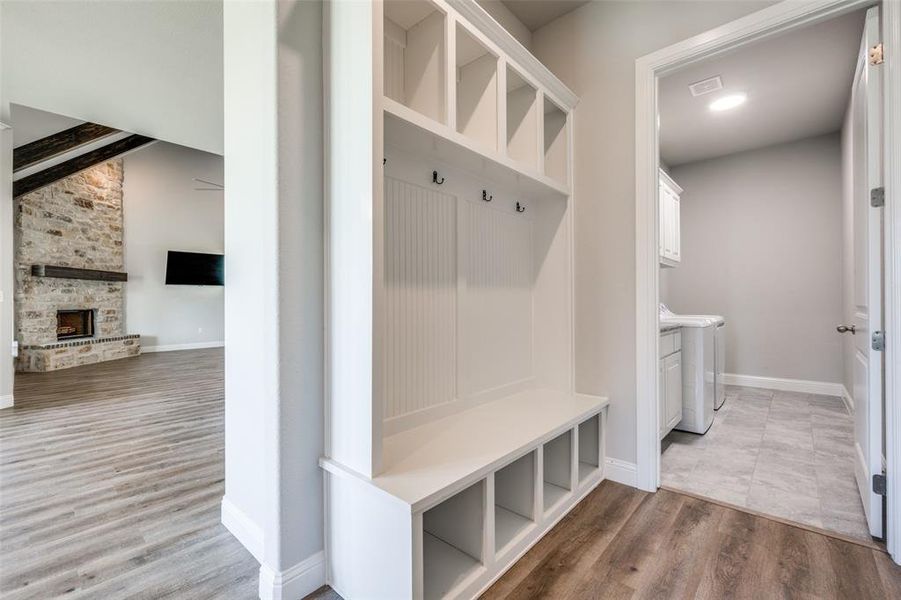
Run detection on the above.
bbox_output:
[482,190,493,202]
[515,201,526,213]
[432,170,445,185]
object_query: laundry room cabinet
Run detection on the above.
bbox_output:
[322,1,608,598]
[659,169,682,267]
[659,328,683,439]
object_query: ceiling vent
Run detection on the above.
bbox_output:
[688,76,723,97]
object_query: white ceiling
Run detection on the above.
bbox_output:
[10,104,84,149]
[659,9,865,167]
[500,0,589,31]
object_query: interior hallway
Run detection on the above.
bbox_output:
[0,349,259,599]
[661,385,869,541]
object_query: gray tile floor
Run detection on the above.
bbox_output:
[661,385,872,541]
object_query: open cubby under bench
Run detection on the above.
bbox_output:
[321,391,608,599]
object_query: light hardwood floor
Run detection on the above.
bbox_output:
[4,351,900,599]
[0,349,259,599]
[481,481,901,599]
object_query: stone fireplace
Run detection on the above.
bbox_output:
[15,160,140,372]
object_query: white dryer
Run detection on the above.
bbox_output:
[660,305,726,434]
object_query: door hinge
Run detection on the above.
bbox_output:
[873,330,885,351]
[870,43,884,66]
[871,187,885,208]
[874,473,887,496]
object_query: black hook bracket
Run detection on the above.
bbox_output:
[515,201,526,213]
[482,190,492,202]
[432,170,445,185]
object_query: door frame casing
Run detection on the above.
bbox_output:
[634,0,901,563]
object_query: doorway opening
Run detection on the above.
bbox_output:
[635,0,901,563]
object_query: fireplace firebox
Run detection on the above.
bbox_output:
[57,309,95,341]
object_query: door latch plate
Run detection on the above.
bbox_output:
[874,473,887,496]
[871,187,885,208]
[873,331,885,351]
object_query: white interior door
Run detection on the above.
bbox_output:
[851,5,884,539]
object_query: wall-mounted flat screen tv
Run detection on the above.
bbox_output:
[165,251,225,286]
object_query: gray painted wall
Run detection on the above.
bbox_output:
[530,0,776,464]
[123,142,224,351]
[665,134,844,384]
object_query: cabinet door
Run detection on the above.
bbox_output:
[658,184,666,259]
[663,189,674,258]
[664,352,682,429]
[658,360,665,437]
[671,195,681,262]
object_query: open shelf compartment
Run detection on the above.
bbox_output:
[506,66,539,169]
[543,96,568,186]
[423,479,485,600]
[384,0,446,124]
[455,22,498,151]
[578,414,600,483]
[494,450,536,555]
[542,429,572,513]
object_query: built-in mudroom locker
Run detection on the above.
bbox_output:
[322,1,609,598]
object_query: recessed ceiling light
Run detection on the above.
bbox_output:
[709,93,747,112]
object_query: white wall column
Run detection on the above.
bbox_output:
[0,4,15,408]
[222,1,324,598]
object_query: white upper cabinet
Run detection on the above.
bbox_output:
[659,168,682,267]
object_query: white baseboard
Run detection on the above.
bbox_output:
[221,496,264,563]
[142,341,224,353]
[841,385,855,415]
[0,394,13,409]
[722,373,845,398]
[604,457,637,488]
[259,551,326,600]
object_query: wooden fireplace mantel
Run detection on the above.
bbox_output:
[31,265,128,282]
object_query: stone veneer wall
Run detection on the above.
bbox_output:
[15,160,139,371]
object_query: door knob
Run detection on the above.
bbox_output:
[837,325,856,334]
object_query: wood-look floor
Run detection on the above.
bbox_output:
[481,480,901,600]
[0,349,260,599]
[4,350,901,599]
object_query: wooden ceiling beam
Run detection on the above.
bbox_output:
[13,134,154,198]
[13,122,120,172]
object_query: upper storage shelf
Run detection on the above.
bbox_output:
[381,0,576,197]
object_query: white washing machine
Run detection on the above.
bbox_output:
[660,305,726,434]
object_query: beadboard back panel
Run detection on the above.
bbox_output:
[382,152,544,430]
[384,177,458,420]
[458,200,533,397]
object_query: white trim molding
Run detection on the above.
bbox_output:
[604,457,638,488]
[142,341,224,353]
[721,373,846,397]
[0,394,13,410]
[884,0,901,563]
[258,551,326,600]
[841,385,855,415]
[634,0,901,565]
[221,496,264,564]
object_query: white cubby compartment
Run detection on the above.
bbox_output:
[423,480,485,600]
[505,66,539,169]
[494,451,536,556]
[456,22,498,150]
[543,96,568,185]
[543,430,573,513]
[578,415,601,483]
[384,0,446,124]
